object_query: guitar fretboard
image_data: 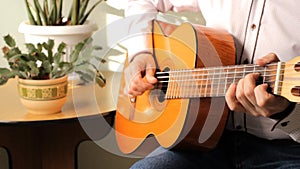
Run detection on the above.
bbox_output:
[157,63,281,99]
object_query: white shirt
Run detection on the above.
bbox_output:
[125,0,300,142]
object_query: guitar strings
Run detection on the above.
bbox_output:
[155,64,300,84]
[144,62,300,98]
[155,68,299,79]
[155,62,299,77]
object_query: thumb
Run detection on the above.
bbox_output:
[256,53,280,66]
[145,68,157,84]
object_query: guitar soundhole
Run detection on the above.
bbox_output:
[291,87,300,97]
[156,67,170,102]
[295,62,300,72]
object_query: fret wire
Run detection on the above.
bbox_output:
[168,72,172,98]
[172,71,176,98]
[217,68,221,96]
[175,71,179,98]
[166,72,171,98]
[224,69,228,94]
[233,67,236,86]
[263,66,267,84]
[211,69,215,96]
[186,70,194,96]
[178,71,182,98]
[174,71,179,98]
[204,69,209,97]
[170,72,175,98]
[192,71,197,98]
[242,65,246,81]
[181,70,185,98]
[199,68,204,97]
[172,71,175,98]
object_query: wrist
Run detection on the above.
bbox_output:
[269,102,296,120]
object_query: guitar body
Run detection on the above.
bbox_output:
[116,20,236,154]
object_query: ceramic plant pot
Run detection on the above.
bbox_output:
[17,76,68,115]
[18,21,98,61]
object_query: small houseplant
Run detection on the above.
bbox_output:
[0,34,106,114]
[24,0,106,26]
[19,0,107,61]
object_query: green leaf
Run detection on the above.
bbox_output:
[95,70,106,87]
[4,48,22,60]
[49,0,58,25]
[71,0,80,25]
[24,0,37,25]
[41,60,52,73]
[37,43,43,52]
[75,69,95,83]
[57,42,66,53]
[79,0,89,20]
[59,62,74,73]
[47,39,55,50]
[34,0,48,25]
[57,0,63,22]
[43,39,54,63]
[33,0,43,25]
[0,68,14,85]
[27,61,39,78]
[25,43,38,53]
[53,52,63,64]
[3,35,16,47]
[43,0,50,24]
[79,0,104,24]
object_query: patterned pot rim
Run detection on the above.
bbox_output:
[18,76,68,101]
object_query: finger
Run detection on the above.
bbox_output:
[243,73,260,106]
[236,78,258,116]
[254,84,272,106]
[254,84,291,116]
[255,53,279,66]
[225,83,245,112]
[128,71,156,96]
[128,75,145,95]
[254,84,274,116]
[144,55,158,84]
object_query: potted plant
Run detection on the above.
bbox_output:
[0,34,106,115]
[19,0,106,61]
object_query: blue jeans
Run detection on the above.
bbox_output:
[130,131,300,169]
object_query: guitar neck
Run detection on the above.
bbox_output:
[157,62,283,99]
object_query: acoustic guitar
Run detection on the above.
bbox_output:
[115,20,300,154]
